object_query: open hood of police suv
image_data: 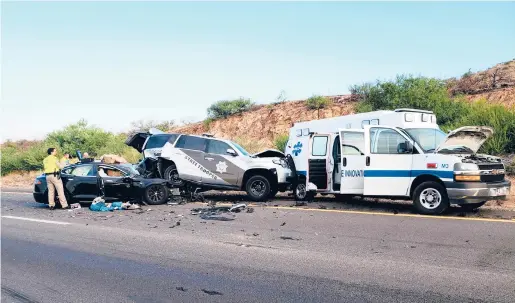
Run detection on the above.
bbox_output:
[435,126,494,155]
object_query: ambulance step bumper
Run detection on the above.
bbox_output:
[444,180,511,204]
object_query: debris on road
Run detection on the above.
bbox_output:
[280,236,301,241]
[90,197,140,212]
[318,205,327,209]
[70,203,81,209]
[190,202,254,221]
[201,289,223,296]
[176,287,187,292]
[280,222,286,226]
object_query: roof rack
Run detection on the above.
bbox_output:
[394,108,433,114]
[202,133,214,138]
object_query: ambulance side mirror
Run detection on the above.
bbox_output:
[397,141,414,154]
[226,149,238,157]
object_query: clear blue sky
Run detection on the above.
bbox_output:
[1,1,514,142]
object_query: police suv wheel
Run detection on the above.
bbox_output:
[144,184,169,205]
[164,165,185,187]
[246,175,271,202]
[413,181,449,215]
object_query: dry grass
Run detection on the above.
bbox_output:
[1,170,41,188]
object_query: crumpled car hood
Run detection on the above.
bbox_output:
[252,149,285,158]
[435,126,494,154]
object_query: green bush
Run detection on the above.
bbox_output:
[274,134,289,152]
[207,98,254,119]
[350,75,515,155]
[306,95,332,119]
[203,117,215,130]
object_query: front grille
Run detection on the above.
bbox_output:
[478,163,504,170]
[480,174,505,182]
[309,159,327,190]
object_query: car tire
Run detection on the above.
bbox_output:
[164,164,185,187]
[413,181,449,215]
[294,183,315,202]
[246,175,271,202]
[144,184,169,205]
[459,201,487,211]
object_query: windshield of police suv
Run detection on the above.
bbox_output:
[231,141,250,156]
[404,128,447,153]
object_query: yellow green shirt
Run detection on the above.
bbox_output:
[43,155,60,174]
[60,157,70,166]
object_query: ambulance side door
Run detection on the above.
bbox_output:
[363,125,415,196]
[338,129,365,194]
[308,134,331,190]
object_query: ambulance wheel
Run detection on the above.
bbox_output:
[164,164,185,187]
[413,181,449,215]
[294,183,315,201]
[459,201,487,211]
[246,175,271,202]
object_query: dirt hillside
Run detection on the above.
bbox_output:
[172,95,356,152]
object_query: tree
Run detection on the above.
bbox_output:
[305,95,332,119]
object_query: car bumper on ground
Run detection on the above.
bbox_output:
[445,180,511,204]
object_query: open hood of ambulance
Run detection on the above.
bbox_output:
[252,149,285,158]
[435,126,494,154]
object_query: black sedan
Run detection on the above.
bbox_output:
[33,162,172,206]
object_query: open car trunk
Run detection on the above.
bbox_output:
[125,132,150,153]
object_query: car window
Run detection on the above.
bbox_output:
[312,136,328,156]
[145,134,178,149]
[207,140,232,155]
[175,135,207,152]
[70,165,95,176]
[370,128,406,154]
[98,166,126,177]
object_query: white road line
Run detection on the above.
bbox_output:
[1,192,32,195]
[2,216,71,225]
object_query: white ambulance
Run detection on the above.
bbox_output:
[285,109,511,214]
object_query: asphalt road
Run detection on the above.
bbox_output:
[2,190,515,303]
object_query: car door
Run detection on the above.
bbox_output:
[308,134,331,191]
[61,164,98,201]
[198,139,241,187]
[338,129,366,195]
[173,135,208,182]
[97,165,132,201]
[363,125,415,196]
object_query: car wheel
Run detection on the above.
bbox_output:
[164,165,185,187]
[246,175,271,202]
[144,184,169,205]
[413,181,449,215]
[294,183,315,201]
[459,201,487,211]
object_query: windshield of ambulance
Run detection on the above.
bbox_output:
[231,141,250,156]
[404,128,447,153]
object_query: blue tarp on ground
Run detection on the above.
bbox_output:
[89,201,124,212]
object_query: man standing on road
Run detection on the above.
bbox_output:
[43,148,70,210]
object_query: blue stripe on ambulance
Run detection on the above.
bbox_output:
[363,170,453,179]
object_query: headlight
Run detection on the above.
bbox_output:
[453,163,479,171]
[272,159,288,168]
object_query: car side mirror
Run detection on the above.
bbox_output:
[397,141,413,154]
[226,149,237,156]
[122,176,133,183]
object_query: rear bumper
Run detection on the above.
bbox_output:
[445,180,511,205]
